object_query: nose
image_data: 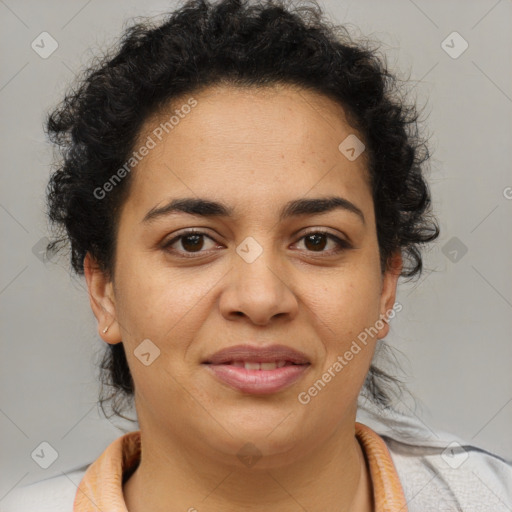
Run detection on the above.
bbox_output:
[219,246,299,326]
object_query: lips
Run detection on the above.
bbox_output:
[203,344,310,365]
[202,344,311,394]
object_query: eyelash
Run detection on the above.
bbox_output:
[162,229,351,258]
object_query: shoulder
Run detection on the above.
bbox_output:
[0,467,87,512]
[357,400,512,511]
[1,425,138,512]
[385,434,512,511]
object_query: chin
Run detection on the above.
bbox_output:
[212,433,312,471]
[201,411,312,459]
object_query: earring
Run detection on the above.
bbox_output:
[102,324,111,334]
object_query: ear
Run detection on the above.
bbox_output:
[83,251,122,345]
[376,250,402,340]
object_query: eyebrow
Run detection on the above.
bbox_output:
[142,196,365,225]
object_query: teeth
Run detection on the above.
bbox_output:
[233,361,289,370]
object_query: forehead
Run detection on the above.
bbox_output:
[124,84,371,220]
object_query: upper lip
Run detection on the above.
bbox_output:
[203,344,311,365]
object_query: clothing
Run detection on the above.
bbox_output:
[2,401,511,511]
[70,421,407,511]
[357,400,512,511]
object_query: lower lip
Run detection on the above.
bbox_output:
[203,364,310,394]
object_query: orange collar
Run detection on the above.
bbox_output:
[355,422,408,511]
[74,422,407,511]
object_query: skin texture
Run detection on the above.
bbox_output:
[84,84,402,512]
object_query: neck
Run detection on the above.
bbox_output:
[123,417,374,512]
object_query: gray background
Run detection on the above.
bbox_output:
[1,0,511,498]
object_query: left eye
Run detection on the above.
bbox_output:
[295,231,350,254]
[163,230,350,257]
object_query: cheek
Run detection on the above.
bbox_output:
[113,266,209,408]
[113,254,220,352]
[299,283,380,416]
[309,263,383,378]
[314,266,383,333]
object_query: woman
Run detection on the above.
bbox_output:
[4,0,511,510]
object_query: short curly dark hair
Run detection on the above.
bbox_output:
[45,0,439,420]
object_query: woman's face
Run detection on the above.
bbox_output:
[86,84,400,467]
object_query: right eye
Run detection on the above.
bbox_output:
[162,230,222,257]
